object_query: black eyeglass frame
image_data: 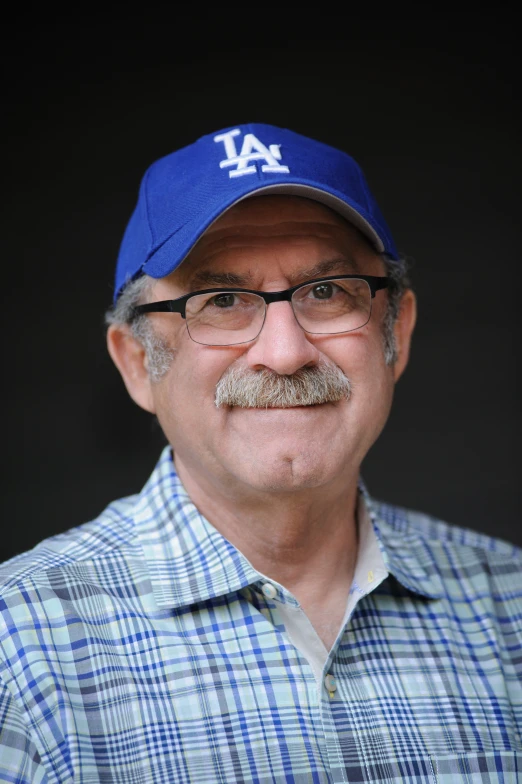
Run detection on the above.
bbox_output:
[131,275,390,321]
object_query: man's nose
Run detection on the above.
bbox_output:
[245,300,321,375]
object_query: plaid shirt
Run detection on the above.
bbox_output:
[1,446,521,783]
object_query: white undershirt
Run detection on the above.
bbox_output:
[260,496,388,686]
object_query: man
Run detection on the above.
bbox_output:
[1,123,520,783]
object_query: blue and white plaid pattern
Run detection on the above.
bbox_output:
[1,446,521,782]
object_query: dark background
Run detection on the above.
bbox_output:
[2,19,520,562]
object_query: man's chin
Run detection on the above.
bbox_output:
[235,455,337,493]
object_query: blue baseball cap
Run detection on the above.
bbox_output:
[114,122,398,302]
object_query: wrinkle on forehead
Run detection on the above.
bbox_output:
[184,258,361,292]
[170,195,382,290]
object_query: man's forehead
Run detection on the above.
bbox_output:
[169,195,378,285]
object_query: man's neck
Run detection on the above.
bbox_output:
[174,453,360,607]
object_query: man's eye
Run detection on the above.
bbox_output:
[210,293,237,308]
[310,283,337,299]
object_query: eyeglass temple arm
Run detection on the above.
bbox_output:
[132,300,187,318]
[369,277,390,297]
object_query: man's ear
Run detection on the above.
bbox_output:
[392,288,417,382]
[106,324,156,413]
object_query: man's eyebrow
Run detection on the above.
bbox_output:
[184,270,254,290]
[184,257,359,292]
[287,257,360,285]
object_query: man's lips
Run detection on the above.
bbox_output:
[230,401,330,410]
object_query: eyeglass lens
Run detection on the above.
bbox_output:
[185,278,372,346]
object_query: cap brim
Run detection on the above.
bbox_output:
[142,182,385,281]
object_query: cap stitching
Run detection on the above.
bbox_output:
[357,162,374,216]
[142,167,155,258]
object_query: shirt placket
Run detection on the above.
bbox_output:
[254,579,386,784]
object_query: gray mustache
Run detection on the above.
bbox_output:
[215,361,352,409]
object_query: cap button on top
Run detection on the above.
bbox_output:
[261,583,278,600]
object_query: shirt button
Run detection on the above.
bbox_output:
[261,583,278,600]
[324,674,337,693]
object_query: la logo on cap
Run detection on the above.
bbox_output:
[214,129,290,178]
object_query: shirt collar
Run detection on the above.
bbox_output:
[135,446,443,610]
[358,478,444,599]
[135,447,260,609]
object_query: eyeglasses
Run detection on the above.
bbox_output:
[131,275,389,347]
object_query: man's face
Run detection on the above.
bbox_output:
[124,196,413,498]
